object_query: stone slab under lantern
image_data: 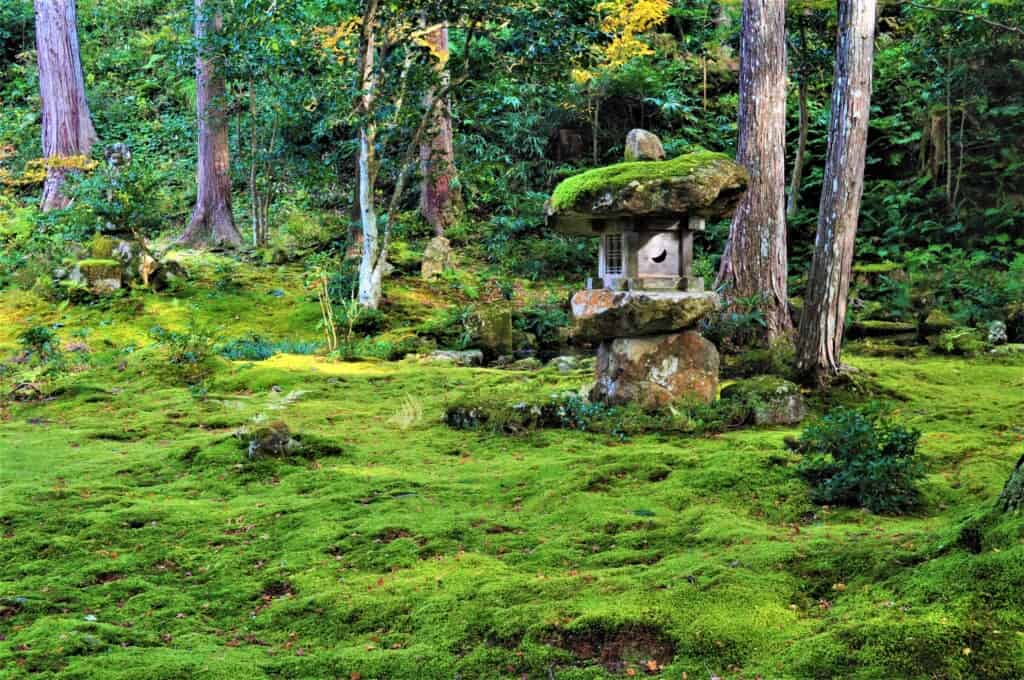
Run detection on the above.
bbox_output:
[571,289,719,342]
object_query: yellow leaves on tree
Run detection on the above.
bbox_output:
[575,0,670,83]
[0,156,97,188]
[597,0,670,67]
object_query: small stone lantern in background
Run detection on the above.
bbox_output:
[547,130,748,408]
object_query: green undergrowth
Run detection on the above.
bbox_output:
[2,261,1024,679]
[549,149,731,212]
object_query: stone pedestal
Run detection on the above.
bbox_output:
[592,331,719,408]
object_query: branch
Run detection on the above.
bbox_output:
[898,1,1024,37]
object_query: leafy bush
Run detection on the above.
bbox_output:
[795,404,924,514]
[17,325,60,361]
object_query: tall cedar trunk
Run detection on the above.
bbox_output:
[356,0,384,309]
[419,21,460,236]
[35,0,97,212]
[716,0,791,339]
[179,0,242,247]
[796,0,877,385]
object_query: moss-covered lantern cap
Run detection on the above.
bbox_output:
[546,149,748,234]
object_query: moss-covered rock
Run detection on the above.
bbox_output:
[848,320,918,339]
[720,375,806,426]
[472,307,514,359]
[77,258,122,293]
[921,309,957,336]
[547,149,747,223]
[89,234,118,259]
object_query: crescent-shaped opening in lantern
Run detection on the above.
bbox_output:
[651,249,668,263]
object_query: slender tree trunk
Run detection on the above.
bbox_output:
[419,20,461,236]
[356,0,384,309]
[716,0,791,340]
[179,0,241,248]
[35,0,97,212]
[796,0,877,386]
[787,78,809,219]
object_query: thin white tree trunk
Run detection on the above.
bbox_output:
[35,0,97,212]
[796,0,877,385]
[716,0,791,340]
[356,0,383,309]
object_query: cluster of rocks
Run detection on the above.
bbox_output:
[55,234,184,296]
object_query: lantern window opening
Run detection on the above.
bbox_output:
[605,234,623,276]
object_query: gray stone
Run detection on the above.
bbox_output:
[591,331,719,409]
[507,357,543,371]
[421,235,453,279]
[571,289,719,342]
[720,376,806,426]
[549,355,581,373]
[624,129,665,162]
[428,350,484,367]
[988,320,1008,346]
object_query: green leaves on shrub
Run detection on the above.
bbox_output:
[795,403,923,514]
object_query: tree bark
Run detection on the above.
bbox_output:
[716,0,791,340]
[179,0,242,248]
[998,454,1024,513]
[35,0,97,212]
[419,20,461,236]
[356,0,384,309]
[796,0,877,386]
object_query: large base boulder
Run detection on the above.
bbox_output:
[591,330,719,409]
[572,290,718,342]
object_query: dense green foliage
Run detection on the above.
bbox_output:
[796,403,925,513]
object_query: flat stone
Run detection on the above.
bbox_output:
[591,331,719,408]
[427,350,484,367]
[571,289,719,342]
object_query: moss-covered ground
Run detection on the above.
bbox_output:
[2,258,1024,679]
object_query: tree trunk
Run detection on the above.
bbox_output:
[419,20,461,236]
[716,0,791,340]
[179,0,241,248]
[998,455,1024,513]
[796,0,877,386]
[35,0,97,212]
[356,0,384,309]
[787,78,809,219]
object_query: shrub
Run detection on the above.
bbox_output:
[795,403,923,514]
[18,325,60,361]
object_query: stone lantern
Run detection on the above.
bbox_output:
[547,132,748,408]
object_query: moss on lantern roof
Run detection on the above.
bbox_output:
[549,148,734,213]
